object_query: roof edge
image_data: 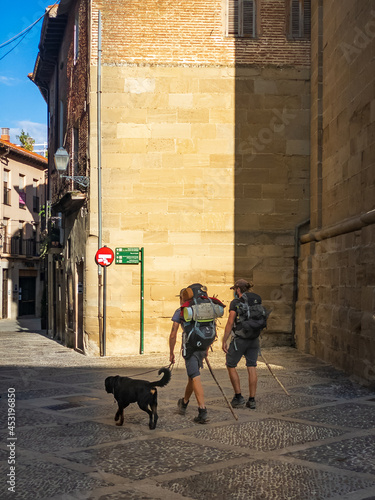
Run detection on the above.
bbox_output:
[0,139,48,168]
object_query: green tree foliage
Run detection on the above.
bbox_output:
[16,129,35,152]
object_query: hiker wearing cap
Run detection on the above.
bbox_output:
[169,286,209,424]
[222,279,259,410]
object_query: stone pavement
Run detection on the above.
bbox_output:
[0,321,375,500]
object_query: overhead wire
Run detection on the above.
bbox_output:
[0,17,42,49]
[0,31,32,62]
[0,1,60,61]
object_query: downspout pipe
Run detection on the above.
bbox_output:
[97,10,102,251]
[97,10,104,356]
[291,218,310,347]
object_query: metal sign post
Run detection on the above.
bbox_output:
[95,246,114,356]
[115,247,144,353]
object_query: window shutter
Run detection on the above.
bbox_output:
[228,0,239,36]
[290,0,301,37]
[303,0,311,38]
[243,0,255,37]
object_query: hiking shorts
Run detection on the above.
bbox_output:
[185,350,206,379]
[226,336,259,368]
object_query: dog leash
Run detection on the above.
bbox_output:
[124,363,173,379]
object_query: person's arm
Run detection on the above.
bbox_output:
[169,321,179,363]
[222,310,236,353]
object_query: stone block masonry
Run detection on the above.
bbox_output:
[296,0,375,385]
[84,0,311,355]
[86,61,310,355]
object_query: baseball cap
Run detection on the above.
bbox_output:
[230,279,251,290]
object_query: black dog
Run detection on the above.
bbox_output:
[105,367,171,429]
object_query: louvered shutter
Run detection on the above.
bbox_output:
[228,0,239,36]
[303,0,311,38]
[243,0,255,37]
[290,0,301,37]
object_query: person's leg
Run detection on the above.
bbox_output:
[227,366,241,394]
[182,375,205,407]
[192,374,208,423]
[247,366,258,398]
[191,375,205,408]
[177,357,196,414]
[182,353,205,407]
[183,377,194,404]
[184,352,208,424]
[245,346,259,409]
[226,337,246,407]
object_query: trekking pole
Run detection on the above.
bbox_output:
[259,348,290,396]
[205,357,238,421]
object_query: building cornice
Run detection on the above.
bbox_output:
[0,140,47,169]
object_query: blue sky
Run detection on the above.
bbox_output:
[0,1,54,150]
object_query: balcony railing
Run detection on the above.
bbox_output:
[2,237,40,257]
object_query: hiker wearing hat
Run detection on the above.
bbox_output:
[222,279,259,410]
[169,286,209,424]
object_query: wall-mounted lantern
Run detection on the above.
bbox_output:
[54,147,70,172]
[54,147,89,187]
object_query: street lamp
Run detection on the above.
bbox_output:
[53,147,89,187]
[54,147,70,172]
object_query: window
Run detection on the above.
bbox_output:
[227,0,257,38]
[2,218,9,253]
[287,0,311,39]
[3,218,9,237]
[59,100,64,148]
[33,179,39,213]
[74,11,79,64]
[73,127,79,176]
[67,273,74,329]
[19,174,26,209]
[18,221,24,254]
[3,169,10,205]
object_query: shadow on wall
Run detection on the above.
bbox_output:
[233,2,311,343]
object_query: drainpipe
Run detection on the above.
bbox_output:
[291,218,310,347]
[97,11,104,356]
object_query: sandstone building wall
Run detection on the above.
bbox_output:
[295,0,375,385]
[86,0,311,355]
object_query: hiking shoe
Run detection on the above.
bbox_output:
[231,396,246,408]
[194,407,209,424]
[246,398,256,409]
[177,398,189,415]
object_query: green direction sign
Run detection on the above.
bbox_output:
[115,247,140,264]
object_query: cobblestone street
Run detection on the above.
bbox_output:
[0,320,375,500]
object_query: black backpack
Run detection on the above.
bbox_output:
[234,292,270,340]
[181,283,225,357]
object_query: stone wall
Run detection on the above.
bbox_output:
[84,0,311,355]
[86,62,310,355]
[295,0,375,385]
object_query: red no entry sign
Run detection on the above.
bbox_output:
[95,247,114,267]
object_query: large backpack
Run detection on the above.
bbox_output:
[181,283,225,357]
[234,292,270,340]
